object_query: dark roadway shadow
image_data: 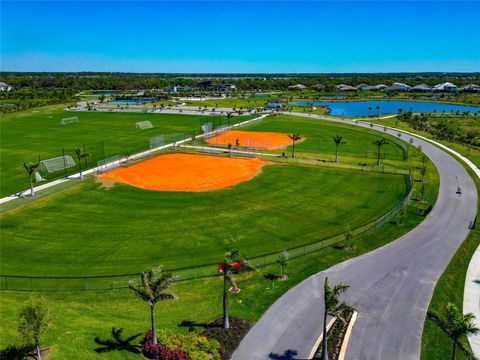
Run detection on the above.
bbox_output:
[269,349,299,359]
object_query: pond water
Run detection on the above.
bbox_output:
[110,100,139,105]
[289,100,479,117]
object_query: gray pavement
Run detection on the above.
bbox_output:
[232,113,478,360]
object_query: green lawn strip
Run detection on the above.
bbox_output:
[182,97,275,110]
[0,108,253,196]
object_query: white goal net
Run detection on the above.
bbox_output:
[40,155,76,173]
[60,117,78,125]
[136,120,154,129]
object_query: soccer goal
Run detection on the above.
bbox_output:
[60,117,78,125]
[40,155,76,173]
[136,120,154,130]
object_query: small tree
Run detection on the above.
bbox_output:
[288,134,302,158]
[375,105,380,119]
[332,135,346,163]
[24,162,40,197]
[276,250,289,280]
[129,267,177,345]
[18,297,51,360]
[75,148,90,179]
[427,303,479,360]
[320,278,354,360]
[372,138,389,165]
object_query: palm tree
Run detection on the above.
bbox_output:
[24,162,40,197]
[276,250,289,280]
[226,112,233,126]
[129,267,177,345]
[375,105,380,119]
[222,250,239,329]
[75,148,90,179]
[221,250,254,329]
[372,138,389,165]
[427,303,479,360]
[368,106,372,117]
[288,134,302,158]
[320,277,354,360]
[332,135,346,163]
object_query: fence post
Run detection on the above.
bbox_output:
[62,149,67,175]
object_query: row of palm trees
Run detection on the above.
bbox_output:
[286,133,390,165]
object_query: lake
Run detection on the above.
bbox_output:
[289,100,479,117]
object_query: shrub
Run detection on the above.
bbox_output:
[157,329,221,360]
[142,331,191,360]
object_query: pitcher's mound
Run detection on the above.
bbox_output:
[98,153,269,192]
[206,130,301,150]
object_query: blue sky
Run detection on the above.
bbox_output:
[1,1,479,73]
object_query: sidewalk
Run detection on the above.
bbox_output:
[464,245,480,358]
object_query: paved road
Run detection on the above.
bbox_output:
[232,113,478,360]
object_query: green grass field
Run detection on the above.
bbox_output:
[235,114,406,160]
[0,156,439,359]
[0,105,252,196]
[0,164,407,276]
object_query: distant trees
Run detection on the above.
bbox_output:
[24,162,40,197]
[332,135,346,163]
[17,297,51,360]
[427,303,479,360]
[129,267,177,345]
[288,134,302,158]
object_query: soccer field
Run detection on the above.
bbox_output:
[0,106,253,196]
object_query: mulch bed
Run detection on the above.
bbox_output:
[201,317,253,360]
[313,310,354,360]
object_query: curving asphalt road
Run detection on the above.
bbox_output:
[232,113,478,360]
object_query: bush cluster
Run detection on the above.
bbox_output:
[142,330,221,360]
[142,330,191,360]
[157,329,221,360]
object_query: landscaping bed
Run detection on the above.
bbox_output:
[313,309,354,360]
[201,318,253,360]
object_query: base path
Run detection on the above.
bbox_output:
[232,113,478,360]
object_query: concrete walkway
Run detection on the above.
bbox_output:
[232,113,478,360]
[464,245,480,358]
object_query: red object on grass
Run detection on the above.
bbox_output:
[218,261,242,273]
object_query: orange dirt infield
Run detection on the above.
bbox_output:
[206,130,302,150]
[98,153,270,192]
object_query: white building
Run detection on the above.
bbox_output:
[0,82,13,91]
[434,82,457,92]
